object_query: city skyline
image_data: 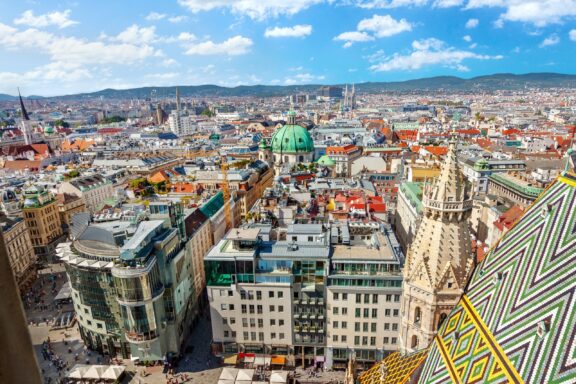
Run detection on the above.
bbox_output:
[1,0,576,96]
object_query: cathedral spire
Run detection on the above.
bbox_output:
[18,88,30,121]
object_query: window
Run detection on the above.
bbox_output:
[438,313,448,330]
[230,318,236,324]
[411,335,418,348]
[363,308,369,318]
[243,332,249,340]
[355,322,360,332]
[372,294,378,304]
[271,333,276,339]
[363,323,368,332]
[222,318,228,325]
[256,291,262,300]
[341,321,347,329]
[354,336,360,345]
[385,309,390,316]
[229,304,235,310]
[384,323,390,331]
[249,305,255,314]
[342,335,347,342]
[292,236,297,241]
[364,294,370,304]
[270,319,276,326]
[393,309,399,317]
[372,308,378,318]
[394,294,400,302]
[258,319,263,328]
[386,294,392,302]
[279,319,284,326]
[97,323,103,329]
[333,307,339,315]
[391,337,397,344]
[279,333,285,340]
[251,332,256,341]
[308,236,313,242]
[392,323,398,331]
[333,292,339,300]
[342,293,348,300]
[241,305,247,314]
[228,290,233,296]
[333,335,338,342]
[269,291,274,298]
[270,305,275,312]
[371,323,377,333]
[414,307,421,322]
[257,305,263,314]
[224,331,229,337]
[356,294,361,304]
[242,318,248,327]
[355,309,361,318]
[342,308,348,315]
[221,304,229,310]
[279,306,284,312]
[278,291,283,298]
[259,332,264,341]
[333,321,339,329]
[383,337,389,344]
[370,337,376,346]
[362,336,368,346]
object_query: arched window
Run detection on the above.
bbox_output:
[411,335,418,348]
[299,155,304,162]
[414,307,421,323]
[438,313,447,330]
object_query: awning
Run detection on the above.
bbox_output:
[223,354,238,365]
[253,356,271,366]
[271,356,286,365]
[84,365,107,380]
[314,356,326,363]
[101,365,125,380]
[67,364,89,379]
[235,369,254,381]
[244,355,255,363]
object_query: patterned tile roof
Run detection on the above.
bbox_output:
[359,350,429,384]
[418,173,576,383]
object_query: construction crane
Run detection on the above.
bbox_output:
[220,154,233,231]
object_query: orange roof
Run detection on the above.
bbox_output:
[395,130,418,140]
[423,146,448,156]
[171,182,195,193]
[493,205,524,231]
[410,145,421,153]
[327,145,359,155]
[148,170,171,184]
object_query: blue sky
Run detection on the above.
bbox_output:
[0,0,575,96]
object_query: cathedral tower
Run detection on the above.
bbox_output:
[399,140,475,353]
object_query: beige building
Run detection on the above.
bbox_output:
[0,215,36,292]
[399,143,475,353]
[22,186,64,263]
[57,193,87,233]
[59,174,114,213]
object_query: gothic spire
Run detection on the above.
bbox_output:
[18,88,30,121]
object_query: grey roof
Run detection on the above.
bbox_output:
[287,224,324,235]
[259,241,330,260]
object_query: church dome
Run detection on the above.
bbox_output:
[270,112,314,154]
[44,125,55,135]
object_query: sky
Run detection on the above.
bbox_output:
[0,0,575,96]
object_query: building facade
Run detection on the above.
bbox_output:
[59,175,114,213]
[0,215,36,292]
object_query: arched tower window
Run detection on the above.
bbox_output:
[438,313,447,330]
[411,335,418,348]
[414,306,421,323]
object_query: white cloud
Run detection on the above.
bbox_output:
[466,0,576,27]
[115,24,158,45]
[352,0,428,9]
[335,14,411,47]
[264,25,312,38]
[463,35,472,42]
[145,12,166,21]
[469,42,477,48]
[370,37,503,71]
[493,18,504,28]
[168,15,188,23]
[432,0,464,7]
[184,35,253,55]
[465,18,479,28]
[14,9,79,29]
[177,0,323,20]
[539,34,560,47]
[145,72,180,81]
[284,72,325,85]
[178,32,197,41]
[570,29,576,41]
[358,14,412,37]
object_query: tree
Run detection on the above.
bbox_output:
[200,108,214,117]
[53,119,70,128]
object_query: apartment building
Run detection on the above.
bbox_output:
[206,222,404,369]
[57,193,87,233]
[22,185,64,262]
[0,214,36,292]
[59,174,114,213]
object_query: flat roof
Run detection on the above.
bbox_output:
[226,228,261,241]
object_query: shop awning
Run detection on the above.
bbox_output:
[270,370,288,383]
[224,354,238,365]
[219,367,239,381]
[271,356,286,365]
[235,369,254,381]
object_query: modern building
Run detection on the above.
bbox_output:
[57,201,207,360]
[0,214,36,293]
[22,185,64,263]
[461,157,526,194]
[393,182,423,254]
[206,222,404,369]
[399,142,475,353]
[59,175,114,213]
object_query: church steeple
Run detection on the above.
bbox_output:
[18,88,30,121]
[399,140,474,353]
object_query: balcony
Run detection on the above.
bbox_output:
[125,330,159,344]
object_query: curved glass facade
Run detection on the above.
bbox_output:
[114,263,163,302]
[120,302,159,342]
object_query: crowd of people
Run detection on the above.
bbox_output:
[40,338,69,384]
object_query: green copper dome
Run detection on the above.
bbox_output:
[270,112,314,154]
[317,155,336,167]
[44,126,55,135]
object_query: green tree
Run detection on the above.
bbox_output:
[53,119,70,128]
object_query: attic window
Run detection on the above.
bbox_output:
[299,138,303,143]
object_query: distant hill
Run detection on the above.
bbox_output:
[4,73,576,100]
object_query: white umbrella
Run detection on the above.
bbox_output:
[68,364,89,379]
[84,365,107,380]
[101,365,126,380]
[236,369,254,381]
[270,370,288,383]
[219,367,239,381]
